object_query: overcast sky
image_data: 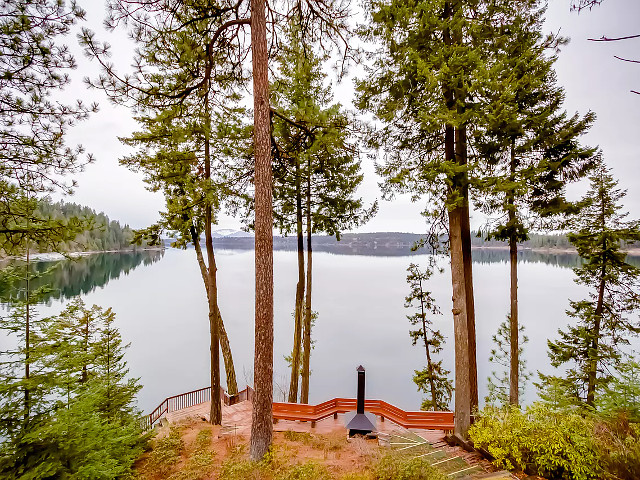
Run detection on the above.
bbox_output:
[56,0,640,234]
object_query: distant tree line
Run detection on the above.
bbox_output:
[10,199,150,256]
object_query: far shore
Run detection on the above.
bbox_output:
[1,246,165,263]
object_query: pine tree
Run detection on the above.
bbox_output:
[356,0,506,437]
[485,317,531,407]
[0,0,96,255]
[476,0,595,406]
[404,263,452,411]
[271,23,375,404]
[0,297,145,479]
[547,162,640,408]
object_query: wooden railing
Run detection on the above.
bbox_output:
[144,386,452,431]
[144,385,254,430]
[272,398,454,430]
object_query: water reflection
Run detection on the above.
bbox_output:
[0,249,165,304]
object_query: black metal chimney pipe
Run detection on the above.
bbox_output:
[356,365,365,414]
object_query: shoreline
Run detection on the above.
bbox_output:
[1,246,165,263]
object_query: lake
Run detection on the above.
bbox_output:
[2,245,633,414]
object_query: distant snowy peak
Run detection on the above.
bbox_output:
[213,229,254,238]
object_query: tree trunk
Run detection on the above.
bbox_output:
[288,157,305,403]
[250,0,274,460]
[192,232,238,395]
[458,125,478,413]
[219,315,238,395]
[587,241,606,407]
[449,205,471,438]
[204,106,222,424]
[300,164,312,404]
[508,145,519,406]
[445,0,471,438]
[420,279,437,410]
[24,244,30,421]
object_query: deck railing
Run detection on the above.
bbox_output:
[144,386,452,431]
[272,398,454,430]
[144,385,254,430]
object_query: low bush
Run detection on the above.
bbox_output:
[469,404,601,480]
[145,427,185,477]
[372,453,446,480]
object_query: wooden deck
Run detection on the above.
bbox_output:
[164,399,446,440]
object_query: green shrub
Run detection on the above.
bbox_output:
[372,453,446,480]
[469,404,601,480]
[146,427,185,477]
[593,414,640,480]
[168,428,215,480]
[275,462,331,480]
[219,458,267,480]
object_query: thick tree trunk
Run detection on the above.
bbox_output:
[449,204,471,438]
[508,146,519,406]
[457,125,478,413]
[250,0,274,460]
[444,0,471,438]
[300,176,312,405]
[288,159,305,403]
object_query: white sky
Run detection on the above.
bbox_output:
[55,0,640,234]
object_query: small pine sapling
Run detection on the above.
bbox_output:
[485,316,531,407]
[404,262,452,411]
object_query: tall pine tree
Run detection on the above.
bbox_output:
[546,161,640,407]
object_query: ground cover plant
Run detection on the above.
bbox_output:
[137,421,448,480]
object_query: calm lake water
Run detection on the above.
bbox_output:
[3,246,636,414]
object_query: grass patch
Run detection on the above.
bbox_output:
[144,427,185,477]
[372,453,447,480]
[282,431,346,452]
[168,428,216,480]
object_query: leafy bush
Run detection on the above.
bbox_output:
[372,453,446,480]
[469,404,601,480]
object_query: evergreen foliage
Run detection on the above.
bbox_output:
[546,162,640,407]
[270,23,376,403]
[404,263,452,411]
[0,0,97,256]
[485,318,531,407]
[0,298,146,479]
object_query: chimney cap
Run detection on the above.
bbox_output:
[357,365,365,372]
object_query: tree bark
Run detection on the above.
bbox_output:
[508,145,519,406]
[24,243,30,421]
[419,279,437,410]
[445,0,471,438]
[587,239,606,407]
[219,315,238,395]
[300,169,312,405]
[204,102,222,424]
[449,204,471,438]
[458,125,478,413]
[288,157,305,403]
[192,234,238,395]
[250,0,274,460]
